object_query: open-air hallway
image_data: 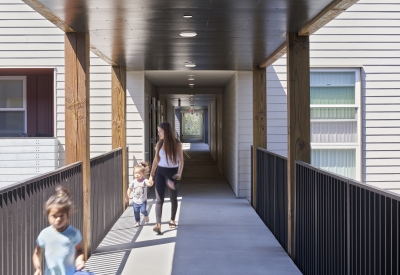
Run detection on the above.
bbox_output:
[83,143,301,275]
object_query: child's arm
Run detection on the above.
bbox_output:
[125,187,132,202]
[75,241,85,270]
[32,245,43,275]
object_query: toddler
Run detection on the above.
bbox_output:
[126,162,153,227]
[32,186,85,275]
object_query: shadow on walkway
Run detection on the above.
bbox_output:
[84,143,301,275]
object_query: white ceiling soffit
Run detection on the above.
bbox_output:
[161,93,217,107]
[145,70,236,88]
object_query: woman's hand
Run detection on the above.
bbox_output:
[173,174,181,180]
[34,269,42,275]
[75,259,85,271]
[148,177,154,187]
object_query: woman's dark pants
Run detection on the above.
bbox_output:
[155,166,178,224]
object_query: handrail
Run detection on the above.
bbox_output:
[253,148,288,252]
[252,147,400,275]
[256,147,288,160]
[0,162,83,275]
[1,148,125,274]
[0,161,82,193]
[89,148,123,255]
[89,147,122,162]
[296,160,400,200]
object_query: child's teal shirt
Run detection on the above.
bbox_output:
[36,225,82,275]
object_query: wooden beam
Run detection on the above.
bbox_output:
[259,43,287,69]
[252,66,267,209]
[23,0,118,66]
[299,0,359,36]
[286,32,311,258]
[22,0,74,32]
[65,32,91,258]
[112,66,127,211]
[259,0,358,67]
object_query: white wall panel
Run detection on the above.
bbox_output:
[0,0,113,172]
[126,71,145,180]
[267,0,400,188]
[237,71,252,198]
[222,73,238,196]
[0,138,58,188]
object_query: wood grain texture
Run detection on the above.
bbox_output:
[111,66,127,211]
[259,43,287,68]
[65,32,91,258]
[252,66,267,208]
[299,0,359,36]
[21,0,74,32]
[286,32,311,258]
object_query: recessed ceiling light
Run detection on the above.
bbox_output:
[183,14,193,18]
[188,76,195,81]
[189,83,194,86]
[185,63,196,68]
[180,31,197,37]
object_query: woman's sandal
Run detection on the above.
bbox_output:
[169,221,177,229]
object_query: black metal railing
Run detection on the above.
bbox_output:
[251,147,400,274]
[90,148,123,254]
[254,147,288,252]
[295,161,400,275]
[0,163,83,275]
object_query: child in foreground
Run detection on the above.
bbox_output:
[32,186,85,275]
[126,162,153,227]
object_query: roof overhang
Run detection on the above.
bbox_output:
[23,0,358,70]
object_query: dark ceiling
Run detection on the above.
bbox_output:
[32,0,335,70]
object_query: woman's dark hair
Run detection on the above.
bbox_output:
[156,122,178,165]
[45,186,73,216]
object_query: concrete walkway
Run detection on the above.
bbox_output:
[84,143,301,275]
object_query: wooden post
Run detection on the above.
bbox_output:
[64,32,91,257]
[252,66,267,209]
[111,66,127,211]
[286,32,311,258]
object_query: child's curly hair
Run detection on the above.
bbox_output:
[45,185,73,216]
[134,162,151,177]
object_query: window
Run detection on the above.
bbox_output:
[0,76,26,137]
[310,69,361,181]
[183,112,203,137]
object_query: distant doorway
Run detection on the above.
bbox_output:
[181,112,203,143]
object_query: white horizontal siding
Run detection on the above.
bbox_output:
[223,73,238,196]
[0,0,113,173]
[237,71,252,198]
[0,138,58,188]
[268,0,400,189]
[267,65,288,157]
[126,71,145,180]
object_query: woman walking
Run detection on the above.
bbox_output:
[149,122,184,234]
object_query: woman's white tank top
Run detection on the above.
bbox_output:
[158,147,179,168]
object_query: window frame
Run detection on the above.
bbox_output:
[310,68,362,181]
[181,110,204,139]
[0,76,27,135]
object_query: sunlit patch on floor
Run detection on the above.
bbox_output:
[84,251,126,275]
